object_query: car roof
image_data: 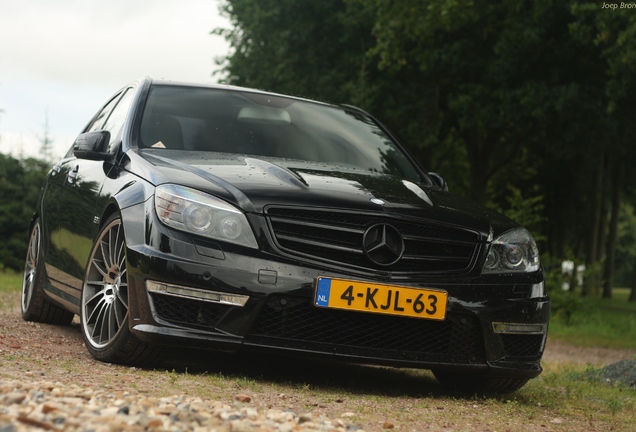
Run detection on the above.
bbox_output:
[146,77,335,108]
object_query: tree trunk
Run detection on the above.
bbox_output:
[587,152,605,264]
[594,194,609,296]
[630,253,636,302]
[583,153,605,296]
[602,158,622,299]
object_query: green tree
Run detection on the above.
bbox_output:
[367,0,608,208]
[214,0,375,106]
[570,3,636,298]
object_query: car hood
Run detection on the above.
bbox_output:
[139,151,516,238]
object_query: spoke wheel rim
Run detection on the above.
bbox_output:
[22,223,40,313]
[82,219,129,349]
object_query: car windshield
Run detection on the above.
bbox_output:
[138,85,424,183]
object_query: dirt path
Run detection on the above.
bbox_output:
[542,338,634,366]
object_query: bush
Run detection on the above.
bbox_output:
[0,155,49,271]
[542,254,583,325]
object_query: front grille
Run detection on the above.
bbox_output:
[266,207,481,274]
[500,334,545,360]
[150,293,232,330]
[246,294,485,364]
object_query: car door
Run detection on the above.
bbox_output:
[41,88,134,312]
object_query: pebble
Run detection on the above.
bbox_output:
[0,379,365,431]
[235,394,252,403]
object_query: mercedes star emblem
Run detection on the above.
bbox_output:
[362,224,405,266]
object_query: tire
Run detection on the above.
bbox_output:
[432,370,530,395]
[21,220,74,325]
[80,214,161,366]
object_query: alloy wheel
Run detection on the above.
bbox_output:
[21,223,40,314]
[82,219,129,349]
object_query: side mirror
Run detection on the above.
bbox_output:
[73,131,114,161]
[428,172,448,191]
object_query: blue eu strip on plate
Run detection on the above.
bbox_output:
[315,277,332,307]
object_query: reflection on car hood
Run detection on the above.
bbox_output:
[140,151,515,237]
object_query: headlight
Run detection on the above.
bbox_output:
[155,184,258,249]
[482,228,539,274]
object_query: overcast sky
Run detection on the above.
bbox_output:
[0,0,230,160]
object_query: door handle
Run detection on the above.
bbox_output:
[67,165,79,184]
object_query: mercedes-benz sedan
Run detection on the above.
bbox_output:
[22,77,550,394]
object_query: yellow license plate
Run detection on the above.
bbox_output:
[314,277,447,320]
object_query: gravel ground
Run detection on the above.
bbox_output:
[1,290,635,431]
[0,292,370,431]
[0,379,358,432]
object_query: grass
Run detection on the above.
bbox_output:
[522,364,636,426]
[0,270,22,310]
[0,270,23,293]
[549,287,636,350]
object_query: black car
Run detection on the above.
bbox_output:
[21,78,549,394]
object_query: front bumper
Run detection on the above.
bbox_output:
[121,202,550,378]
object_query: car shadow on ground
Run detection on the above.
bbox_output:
[159,346,460,399]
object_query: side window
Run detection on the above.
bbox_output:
[102,88,134,148]
[86,93,122,133]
